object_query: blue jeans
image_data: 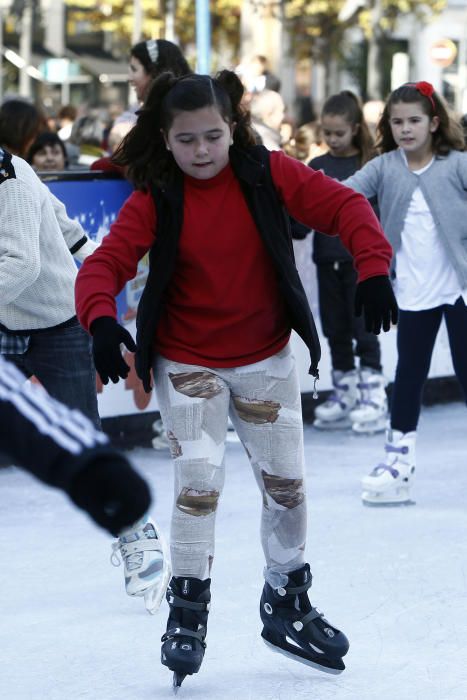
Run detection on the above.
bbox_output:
[5,319,101,428]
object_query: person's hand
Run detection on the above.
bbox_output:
[69,456,151,535]
[90,316,137,384]
[355,275,398,334]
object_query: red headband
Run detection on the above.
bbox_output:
[406,81,436,111]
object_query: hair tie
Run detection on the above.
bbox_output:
[146,39,159,64]
[406,81,436,111]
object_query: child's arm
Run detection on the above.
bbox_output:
[340,158,381,198]
[0,355,151,535]
[75,190,156,386]
[271,151,390,281]
[75,189,156,332]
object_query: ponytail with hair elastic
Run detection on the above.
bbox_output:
[214,70,256,149]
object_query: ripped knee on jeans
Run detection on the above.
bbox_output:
[261,469,304,509]
[176,487,220,516]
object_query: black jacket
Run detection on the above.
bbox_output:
[135,145,321,393]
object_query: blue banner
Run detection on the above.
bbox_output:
[46,176,149,328]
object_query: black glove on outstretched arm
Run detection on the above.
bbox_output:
[355,275,399,334]
[69,455,151,535]
[90,316,137,384]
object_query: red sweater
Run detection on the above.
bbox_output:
[76,150,392,368]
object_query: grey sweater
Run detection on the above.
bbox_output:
[343,149,467,288]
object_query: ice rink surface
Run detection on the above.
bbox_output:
[1,401,466,700]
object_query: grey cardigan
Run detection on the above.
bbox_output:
[343,149,467,288]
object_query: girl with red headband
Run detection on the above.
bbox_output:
[343,81,467,506]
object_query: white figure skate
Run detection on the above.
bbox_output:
[111,515,171,614]
[350,368,388,435]
[313,369,359,430]
[361,429,416,506]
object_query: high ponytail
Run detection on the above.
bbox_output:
[214,70,256,148]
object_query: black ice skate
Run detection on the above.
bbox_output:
[260,563,349,674]
[161,576,211,693]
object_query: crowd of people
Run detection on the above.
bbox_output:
[1,37,466,692]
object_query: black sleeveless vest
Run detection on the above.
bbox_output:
[135,145,321,393]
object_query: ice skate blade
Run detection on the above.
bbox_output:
[262,637,344,675]
[173,672,186,694]
[362,496,416,508]
[351,420,387,435]
[313,418,352,432]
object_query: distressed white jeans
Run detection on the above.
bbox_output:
[154,343,307,579]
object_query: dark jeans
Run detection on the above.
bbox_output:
[391,297,467,433]
[317,261,382,372]
[5,319,101,429]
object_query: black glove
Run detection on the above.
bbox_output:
[69,456,151,535]
[90,316,137,384]
[355,275,398,334]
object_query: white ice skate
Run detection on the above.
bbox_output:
[313,369,359,430]
[361,429,416,506]
[350,368,388,435]
[111,515,171,614]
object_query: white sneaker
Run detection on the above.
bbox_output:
[111,515,171,614]
[361,429,416,506]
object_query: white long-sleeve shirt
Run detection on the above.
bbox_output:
[0,151,97,332]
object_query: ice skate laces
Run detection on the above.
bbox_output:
[110,522,158,570]
[356,377,371,408]
[323,380,349,410]
[370,443,409,478]
[357,375,384,409]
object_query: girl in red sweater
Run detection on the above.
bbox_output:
[75,70,396,690]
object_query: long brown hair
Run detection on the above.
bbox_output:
[113,70,257,189]
[376,83,464,155]
[321,90,375,166]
